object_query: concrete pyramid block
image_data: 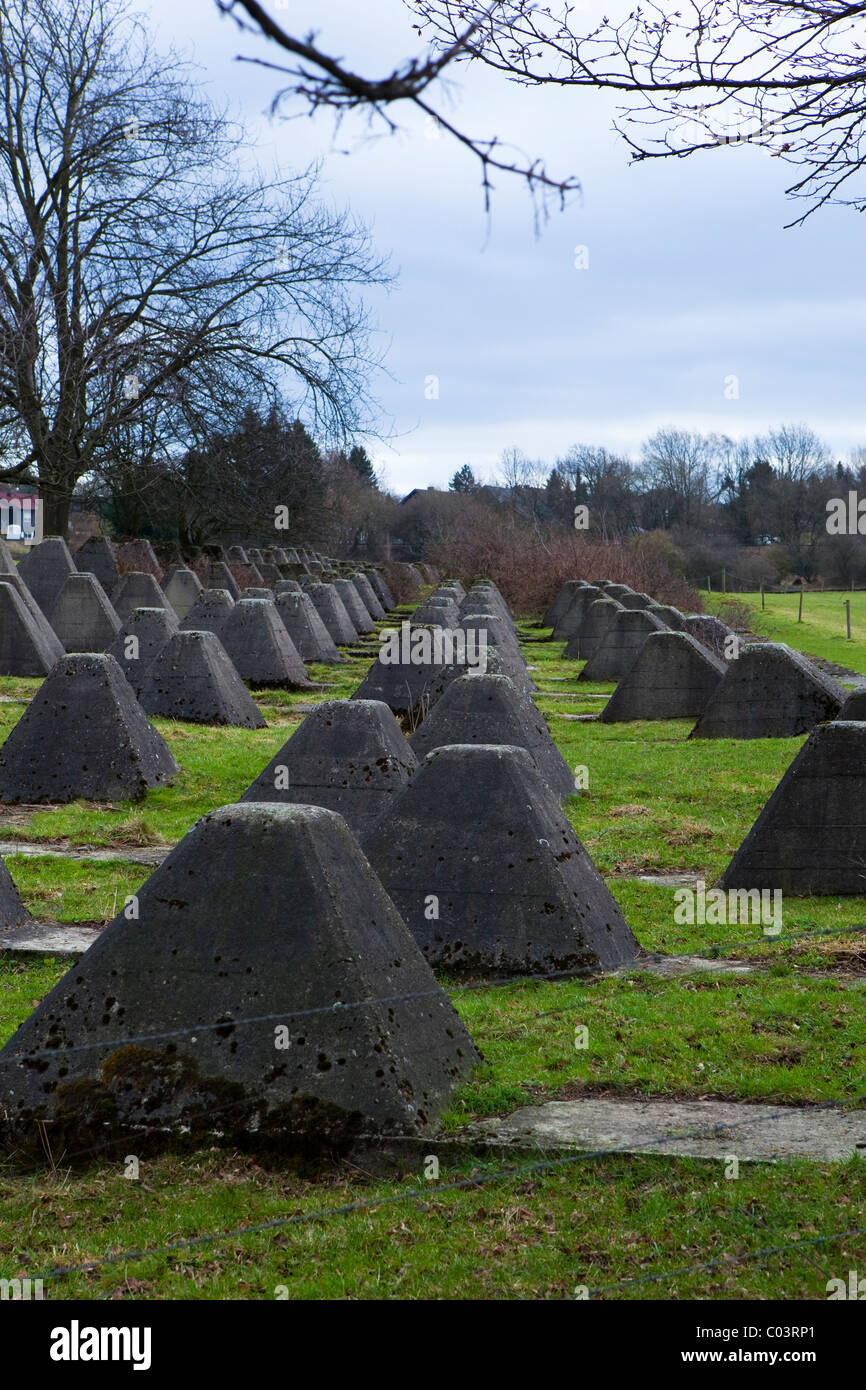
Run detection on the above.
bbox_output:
[244,587,275,600]
[690,643,845,739]
[162,567,202,620]
[48,572,122,651]
[72,537,119,592]
[0,803,477,1150]
[838,688,866,719]
[115,539,161,577]
[409,672,576,800]
[352,573,387,622]
[605,584,634,601]
[219,598,312,689]
[649,604,688,631]
[17,536,75,612]
[205,561,242,601]
[0,653,178,802]
[225,545,249,566]
[563,597,623,661]
[308,583,358,645]
[255,562,283,586]
[179,588,235,636]
[720,721,866,894]
[458,592,516,631]
[0,583,60,675]
[350,629,468,721]
[275,579,301,595]
[112,571,174,622]
[542,580,583,629]
[0,853,29,931]
[441,577,466,599]
[553,585,602,640]
[579,608,668,682]
[241,698,417,830]
[139,630,265,727]
[459,613,534,694]
[412,597,460,628]
[362,744,639,976]
[618,592,654,610]
[367,572,396,610]
[460,586,514,628]
[600,631,727,722]
[334,577,375,634]
[107,607,180,695]
[275,591,343,664]
[0,572,65,663]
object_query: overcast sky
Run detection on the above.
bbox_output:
[143,0,866,495]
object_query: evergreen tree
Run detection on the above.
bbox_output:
[450,464,478,494]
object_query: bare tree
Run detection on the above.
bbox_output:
[414,1,866,223]
[558,443,638,540]
[216,0,578,211]
[641,428,718,527]
[0,0,388,534]
[754,423,830,481]
[220,1,866,225]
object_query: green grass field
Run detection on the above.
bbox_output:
[1,600,865,1300]
[704,588,866,675]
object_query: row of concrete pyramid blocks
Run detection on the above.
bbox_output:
[0,551,402,683]
[0,638,639,1153]
[544,577,865,736]
[1,576,862,1153]
[3,694,862,1153]
[5,529,407,622]
[13,529,412,596]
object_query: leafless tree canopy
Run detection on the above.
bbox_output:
[0,0,388,532]
[222,0,866,222]
[415,0,866,222]
[217,0,579,209]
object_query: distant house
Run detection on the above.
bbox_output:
[0,489,41,542]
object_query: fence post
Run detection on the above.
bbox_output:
[798,590,803,623]
[707,574,712,594]
[722,568,726,593]
[844,599,852,640]
[760,583,765,610]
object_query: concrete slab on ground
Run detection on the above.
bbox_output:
[466,1097,866,1163]
[0,919,101,957]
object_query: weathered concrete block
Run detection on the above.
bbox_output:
[112,571,174,622]
[0,583,60,675]
[241,698,416,830]
[72,537,120,592]
[162,567,203,620]
[219,598,312,689]
[17,536,76,613]
[138,630,265,727]
[563,597,623,661]
[600,631,727,722]
[48,572,122,651]
[579,608,668,682]
[690,643,845,739]
[275,591,343,664]
[0,803,478,1151]
[362,744,639,976]
[409,672,576,800]
[0,653,178,802]
[107,607,179,695]
[720,720,866,894]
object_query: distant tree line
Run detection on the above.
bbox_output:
[438,424,866,588]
